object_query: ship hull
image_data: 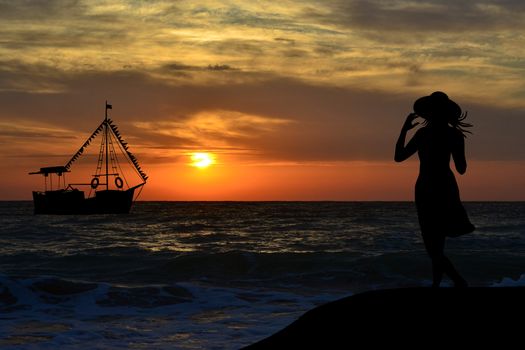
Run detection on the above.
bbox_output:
[33,188,136,214]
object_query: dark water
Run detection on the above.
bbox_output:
[1,201,524,349]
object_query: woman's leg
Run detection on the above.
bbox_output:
[442,255,468,287]
[423,232,467,287]
[422,232,445,287]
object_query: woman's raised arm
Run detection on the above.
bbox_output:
[394,113,419,162]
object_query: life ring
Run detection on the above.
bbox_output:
[115,176,124,189]
[90,177,99,189]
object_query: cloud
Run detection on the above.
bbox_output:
[161,62,236,72]
[0,122,75,139]
[207,64,234,71]
[188,4,339,35]
[0,0,127,49]
[0,0,86,20]
[307,0,525,32]
[198,38,268,57]
[132,110,293,153]
[0,120,84,168]
[274,37,296,44]
[0,1,524,169]
[1,0,523,110]
[0,60,72,93]
[0,66,523,165]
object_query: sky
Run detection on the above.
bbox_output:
[1,0,524,200]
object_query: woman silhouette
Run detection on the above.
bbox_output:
[395,91,475,287]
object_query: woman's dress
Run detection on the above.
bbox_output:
[414,127,475,237]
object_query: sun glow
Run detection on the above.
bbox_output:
[190,152,215,168]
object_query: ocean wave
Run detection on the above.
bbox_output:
[491,274,525,287]
[0,273,337,349]
[3,248,524,289]
[0,275,194,313]
[1,201,524,349]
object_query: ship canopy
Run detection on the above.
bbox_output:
[29,166,69,175]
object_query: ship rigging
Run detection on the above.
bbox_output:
[29,102,147,214]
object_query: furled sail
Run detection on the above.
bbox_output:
[63,119,148,182]
[107,119,148,181]
[64,122,104,170]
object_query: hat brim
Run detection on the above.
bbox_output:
[414,95,461,120]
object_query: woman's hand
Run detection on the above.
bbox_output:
[402,113,419,131]
[395,113,419,162]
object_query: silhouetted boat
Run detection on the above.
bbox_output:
[29,102,147,214]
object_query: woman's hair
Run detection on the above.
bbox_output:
[449,111,472,138]
[415,91,473,138]
[422,113,472,137]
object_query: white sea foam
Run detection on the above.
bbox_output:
[491,274,525,287]
[0,274,344,349]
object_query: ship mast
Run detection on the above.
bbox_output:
[62,101,148,185]
[105,101,111,190]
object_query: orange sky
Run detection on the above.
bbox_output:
[1,1,524,200]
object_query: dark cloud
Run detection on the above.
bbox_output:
[281,49,310,58]
[274,37,296,44]
[0,1,128,52]
[307,0,525,32]
[162,63,235,72]
[0,129,74,139]
[0,26,129,50]
[204,39,266,56]
[10,153,74,159]
[0,0,85,20]
[0,63,523,163]
[462,103,525,161]
[0,60,69,92]
[206,64,234,71]
[313,41,347,56]
[157,62,236,80]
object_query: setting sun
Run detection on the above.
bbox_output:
[190,152,215,168]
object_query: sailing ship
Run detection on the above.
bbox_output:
[29,102,147,214]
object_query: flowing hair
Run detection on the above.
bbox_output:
[421,110,473,138]
[415,91,473,138]
[449,111,472,138]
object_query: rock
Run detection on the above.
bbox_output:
[243,287,524,348]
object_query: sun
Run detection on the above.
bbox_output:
[190,152,215,168]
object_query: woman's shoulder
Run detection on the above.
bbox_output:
[446,126,463,138]
[415,126,429,137]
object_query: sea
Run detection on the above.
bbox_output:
[1,201,524,349]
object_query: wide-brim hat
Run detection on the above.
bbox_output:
[413,91,461,120]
